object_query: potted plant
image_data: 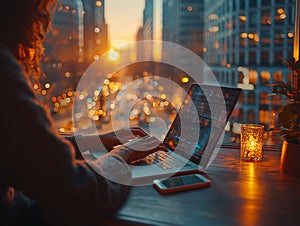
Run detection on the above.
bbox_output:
[269,57,300,177]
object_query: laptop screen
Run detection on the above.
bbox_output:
[163,84,241,165]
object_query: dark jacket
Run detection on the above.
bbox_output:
[0,44,131,226]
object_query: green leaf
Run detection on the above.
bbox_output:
[278,104,300,129]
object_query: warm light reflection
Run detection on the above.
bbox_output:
[238,163,260,225]
[153,42,162,61]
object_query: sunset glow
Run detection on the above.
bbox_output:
[105,0,145,48]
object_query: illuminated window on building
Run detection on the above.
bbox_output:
[274,7,286,25]
[260,71,271,84]
[240,33,247,47]
[288,30,294,45]
[249,69,258,84]
[238,71,243,83]
[232,52,236,64]
[213,40,220,49]
[261,30,271,47]
[238,92,245,107]
[261,10,272,25]
[247,91,256,105]
[249,33,259,46]
[273,71,283,83]
[247,110,256,123]
[271,94,282,106]
[238,108,244,121]
[239,15,246,27]
[259,110,271,124]
[259,91,270,105]
[231,71,236,84]
[274,32,284,47]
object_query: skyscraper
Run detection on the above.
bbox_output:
[81,0,108,65]
[42,0,108,100]
[143,0,154,40]
[203,0,295,126]
[162,0,205,58]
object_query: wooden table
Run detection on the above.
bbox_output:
[105,147,300,226]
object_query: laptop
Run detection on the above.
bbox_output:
[93,83,241,185]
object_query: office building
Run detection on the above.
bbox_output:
[41,0,108,102]
[203,0,295,127]
[81,0,108,65]
[162,0,205,58]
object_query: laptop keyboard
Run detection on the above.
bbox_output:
[143,151,190,169]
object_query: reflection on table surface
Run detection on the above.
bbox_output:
[104,147,300,226]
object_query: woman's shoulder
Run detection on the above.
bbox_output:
[0,43,34,95]
[0,43,27,81]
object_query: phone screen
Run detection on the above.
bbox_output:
[161,174,206,188]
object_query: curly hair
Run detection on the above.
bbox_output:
[0,0,57,82]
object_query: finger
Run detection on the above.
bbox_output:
[128,136,159,148]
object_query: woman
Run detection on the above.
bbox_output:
[0,0,165,225]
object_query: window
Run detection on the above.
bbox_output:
[261,52,270,65]
[260,92,270,105]
[249,52,257,65]
[273,71,283,83]
[247,91,256,105]
[260,71,271,84]
[261,10,272,26]
[250,0,257,8]
[247,110,256,123]
[274,29,285,46]
[274,7,286,25]
[274,51,284,65]
[249,70,258,85]
[261,30,271,47]
[249,11,257,27]
[40,0,297,144]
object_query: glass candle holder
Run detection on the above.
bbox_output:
[240,124,264,162]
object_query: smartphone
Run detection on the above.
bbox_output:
[153,173,211,194]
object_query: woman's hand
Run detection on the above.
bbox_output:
[110,136,167,164]
[65,127,150,155]
[99,127,149,150]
